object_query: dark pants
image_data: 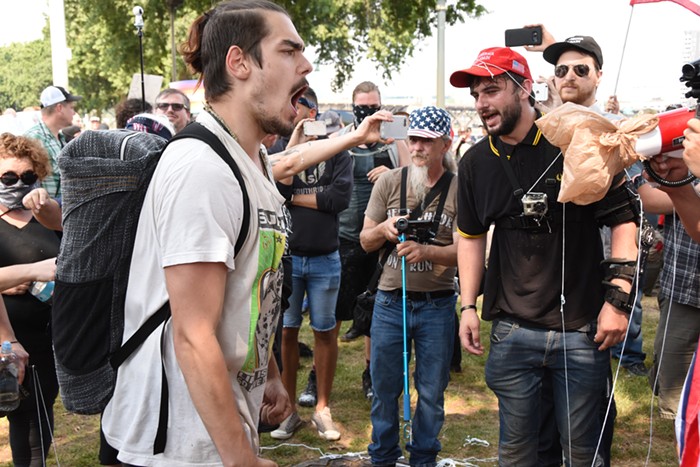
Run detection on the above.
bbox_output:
[8,350,59,467]
[538,369,616,466]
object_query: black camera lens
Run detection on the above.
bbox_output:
[395,217,408,233]
[681,59,700,81]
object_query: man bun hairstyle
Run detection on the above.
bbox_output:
[180,0,288,102]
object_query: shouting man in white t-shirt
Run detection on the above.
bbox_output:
[101,2,312,466]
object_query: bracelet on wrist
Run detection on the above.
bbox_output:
[460,304,477,312]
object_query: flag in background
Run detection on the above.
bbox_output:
[629,0,700,16]
[677,346,700,465]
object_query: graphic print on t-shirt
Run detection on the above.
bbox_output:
[237,207,286,392]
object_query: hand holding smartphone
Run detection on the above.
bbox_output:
[380,116,408,140]
[303,120,327,136]
[505,26,543,47]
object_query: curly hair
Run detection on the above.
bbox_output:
[0,133,52,180]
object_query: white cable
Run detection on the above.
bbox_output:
[261,441,500,466]
[593,187,644,465]
[526,151,562,195]
[559,203,573,463]
[645,207,680,466]
[30,365,61,467]
[470,61,555,114]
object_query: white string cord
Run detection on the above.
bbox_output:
[559,203,573,463]
[645,207,680,466]
[30,365,60,467]
[592,183,644,465]
[261,440,498,466]
[470,61,555,114]
[526,152,562,195]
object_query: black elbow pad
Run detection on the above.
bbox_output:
[594,179,641,227]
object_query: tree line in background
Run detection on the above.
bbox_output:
[0,0,485,114]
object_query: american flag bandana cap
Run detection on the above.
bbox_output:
[407,106,452,139]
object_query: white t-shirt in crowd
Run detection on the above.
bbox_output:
[103,111,287,466]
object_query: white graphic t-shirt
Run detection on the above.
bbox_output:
[103,112,286,466]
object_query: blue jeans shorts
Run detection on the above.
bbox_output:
[283,251,341,332]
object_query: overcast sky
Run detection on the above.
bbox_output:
[5,0,700,108]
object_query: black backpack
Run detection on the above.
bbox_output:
[52,123,250,415]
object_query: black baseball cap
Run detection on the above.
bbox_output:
[543,36,603,69]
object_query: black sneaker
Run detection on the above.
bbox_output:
[298,341,313,358]
[341,326,362,342]
[624,362,648,377]
[362,367,374,400]
[299,369,317,407]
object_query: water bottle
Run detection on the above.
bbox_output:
[29,280,54,304]
[0,341,20,412]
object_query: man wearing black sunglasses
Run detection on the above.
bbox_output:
[543,35,605,111]
[532,29,642,467]
[154,88,191,134]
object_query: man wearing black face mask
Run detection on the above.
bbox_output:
[331,81,410,402]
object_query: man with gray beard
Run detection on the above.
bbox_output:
[359,106,459,466]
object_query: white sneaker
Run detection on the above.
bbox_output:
[311,406,341,441]
[270,412,302,440]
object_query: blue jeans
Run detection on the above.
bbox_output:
[368,289,456,467]
[283,251,341,332]
[486,319,609,467]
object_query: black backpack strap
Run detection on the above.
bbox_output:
[171,123,250,255]
[110,302,171,368]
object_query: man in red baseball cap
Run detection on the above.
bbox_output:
[453,47,638,466]
[450,47,535,139]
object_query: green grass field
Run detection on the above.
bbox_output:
[0,295,679,466]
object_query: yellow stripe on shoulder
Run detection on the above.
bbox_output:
[457,228,487,239]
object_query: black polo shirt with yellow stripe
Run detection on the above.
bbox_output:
[457,121,606,330]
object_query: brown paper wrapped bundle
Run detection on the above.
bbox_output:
[535,102,657,205]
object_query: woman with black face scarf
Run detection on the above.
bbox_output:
[0,133,60,467]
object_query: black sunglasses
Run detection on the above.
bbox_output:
[297,96,317,110]
[156,102,187,111]
[554,64,591,78]
[1,170,38,186]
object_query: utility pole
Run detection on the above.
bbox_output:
[49,0,69,87]
[168,0,184,83]
[436,0,446,107]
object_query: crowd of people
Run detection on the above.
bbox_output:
[1,1,700,466]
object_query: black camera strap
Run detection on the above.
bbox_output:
[366,167,453,293]
[400,166,453,220]
[492,137,525,200]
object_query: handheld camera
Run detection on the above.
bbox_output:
[395,217,436,244]
[681,58,700,104]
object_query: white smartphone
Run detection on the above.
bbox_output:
[533,82,549,102]
[380,115,408,140]
[303,120,327,136]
